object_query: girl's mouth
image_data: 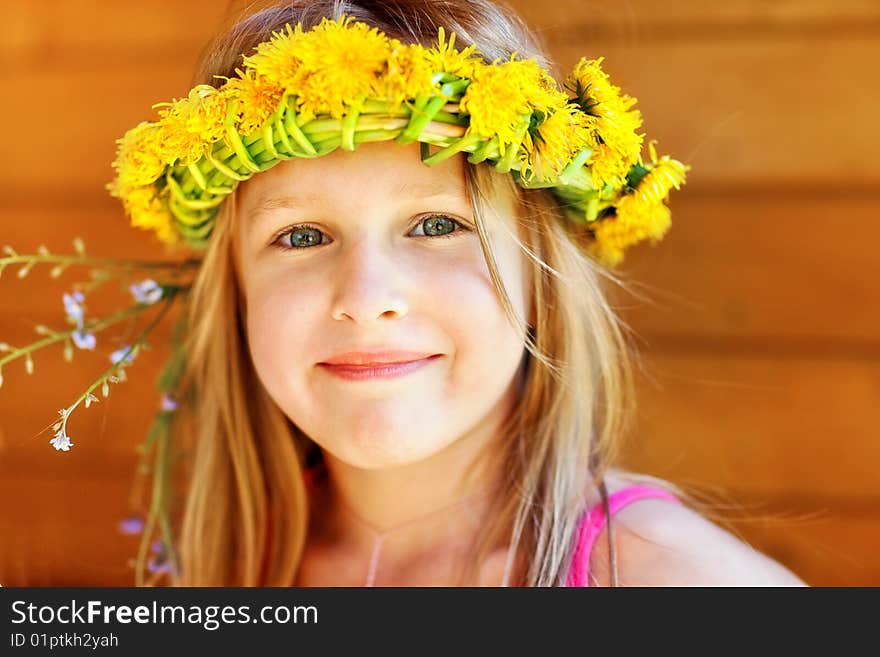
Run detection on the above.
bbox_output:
[317,354,442,381]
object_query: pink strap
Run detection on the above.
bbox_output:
[566,484,681,587]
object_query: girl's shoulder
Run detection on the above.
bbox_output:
[586,469,807,586]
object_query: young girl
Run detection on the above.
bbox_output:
[23,0,806,586]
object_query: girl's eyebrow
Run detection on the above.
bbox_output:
[249,181,460,223]
[250,192,326,221]
[397,181,452,198]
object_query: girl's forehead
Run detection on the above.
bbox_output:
[240,141,468,204]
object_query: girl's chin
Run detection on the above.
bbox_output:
[321,437,454,471]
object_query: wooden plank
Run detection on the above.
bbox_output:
[3,349,877,586]
[0,13,878,194]
[0,474,142,586]
[1,470,875,586]
[1,1,223,60]
[617,194,880,343]
[551,37,880,190]
[3,0,878,589]
[512,0,880,28]
[7,341,878,500]
[4,193,879,342]
[0,202,195,324]
[729,511,880,586]
[0,67,201,199]
[5,1,879,61]
[620,352,880,500]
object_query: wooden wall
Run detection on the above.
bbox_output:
[1,1,877,585]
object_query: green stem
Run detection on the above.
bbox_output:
[495,117,531,174]
[398,95,447,144]
[158,430,180,579]
[420,132,484,166]
[0,254,201,271]
[0,301,160,369]
[468,135,498,164]
[135,423,170,587]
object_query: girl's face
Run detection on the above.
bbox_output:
[236,141,531,469]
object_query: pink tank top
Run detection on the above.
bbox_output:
[566,484,681,587]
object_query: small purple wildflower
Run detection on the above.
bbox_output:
[147,559,174,575]
[118,514,145,535]
[110,345,136,365]
[160,394,179,412]
[64,290,97,350]
[72,328,96,350]
[130,279,164,305]
[62,291,85,324]
[147,540,176,575]
[49,432,73,451]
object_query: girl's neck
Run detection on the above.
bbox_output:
[326,452,497,523]
[304,448,511,586]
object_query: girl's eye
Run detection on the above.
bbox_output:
[272,224,326,250]
[270,214,468,251]
[409,214,465,239]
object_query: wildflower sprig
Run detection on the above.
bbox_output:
[0,283,183,387]
[127,312,189,586]
[109,14,689,266]
[1,232,191,582]
[0,238,201,280]
[1,304,133,384]
[134,412,179,586]
[46,285,181,452]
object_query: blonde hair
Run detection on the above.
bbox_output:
[166,0,668,587]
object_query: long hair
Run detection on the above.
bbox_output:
[168,0,664,586]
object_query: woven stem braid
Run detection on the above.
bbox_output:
[165,84,598,247]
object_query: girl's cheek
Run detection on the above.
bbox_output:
[245,281,321,364]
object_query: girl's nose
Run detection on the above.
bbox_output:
[329,238,409,324]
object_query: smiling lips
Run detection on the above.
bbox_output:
[318,351,442,380]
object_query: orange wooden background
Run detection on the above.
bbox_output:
[1,1,877,586]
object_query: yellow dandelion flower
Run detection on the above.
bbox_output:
[291,15,392,120]
[588,150,688,266]
[587,142,630,189]
[153,86,229,165]
[521,103,592,182]
[222,68,285,135]
[567,57,644,187]
[460,64,523,146]
[630,156,688,206]
[381,41,435,112]
[157,85,228,141]
[153,121,200,166]
[514,58,571,114]
[424,27,481,79]
[123,186,178,245]
[242,22,305,89]
[461,58,568,152]
[110,122,167,189]
[588,201,671,267]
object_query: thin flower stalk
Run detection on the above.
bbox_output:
[0,251,201,278]
[0,299,164,374]
[128,313,189,585]
[48,289,179,452]
[135,420,179,586]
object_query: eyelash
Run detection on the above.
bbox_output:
[269,214,471,252]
